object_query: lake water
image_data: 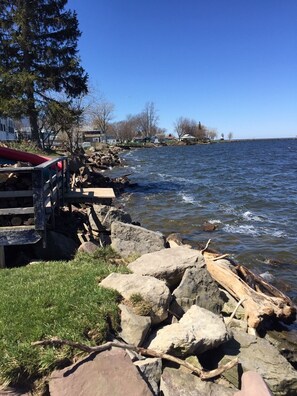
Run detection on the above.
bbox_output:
[110,139,297,304]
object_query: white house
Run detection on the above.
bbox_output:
[180,133,196,141]
[0,117,15,141]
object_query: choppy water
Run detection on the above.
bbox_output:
[109,139,297,304]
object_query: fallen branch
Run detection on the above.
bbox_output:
[213,254,229,261]
[32,337,238,380]
[226,296,247,327]
[201,239,211,255]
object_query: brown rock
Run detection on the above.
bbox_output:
[49,348,153,396]
[202,222,217,232]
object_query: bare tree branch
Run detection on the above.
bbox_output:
[32,337,238,380]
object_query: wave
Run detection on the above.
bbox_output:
[242,211,264,222]
[178,192,196,204]
[223,224,259,236]
[223,223,286,238]
[208,219,222,224]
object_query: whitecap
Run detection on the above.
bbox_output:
[208,219,222,224]
[179,192,196,204]
[259,271,275,282]
[242,211,263,222]
[156,173,170,179]
[223,224,259,236]
[270,230,286,238]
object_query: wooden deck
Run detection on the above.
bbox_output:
[0,156,116,266]
[65,187,115,202]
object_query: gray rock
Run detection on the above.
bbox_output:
[111,221,166,258]
[119,303,151,346]
[100,273,171,324]
[49,348,153,396]
[128,247,204,288]
[266,327,297,369]
[88,205,132,232]
[134,358,162,395]
[148,305,230,357]
[160,367,235,396]
[218,329,297,395]
[173,266,223,314]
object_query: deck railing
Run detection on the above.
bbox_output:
[0,156,68,246]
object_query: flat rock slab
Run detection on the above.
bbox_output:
[128,247,205,288]
[148,305,229,357]
[111,221,166,258]
[49,348,153,396]
[100,273,171,324]
[218,329,297,395]
[160,367,235,396]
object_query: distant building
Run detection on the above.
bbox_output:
[164,134,177,143]
[81,126,106,144]
[180,133,196,141]
[106,136,117,145]
[0,117,16,141]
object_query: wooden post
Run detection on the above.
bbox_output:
[0,246,5,268]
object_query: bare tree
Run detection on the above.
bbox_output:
[205,128,218,141]
[39,98,84,152]
[228,132,233,140]
[174,117,187,139]
[89,100,115,135]
[138,102,159,138]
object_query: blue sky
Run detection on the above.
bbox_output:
[67,0,297,139]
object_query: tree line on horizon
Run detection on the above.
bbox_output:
[0,0,225,152]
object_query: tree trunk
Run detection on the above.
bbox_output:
[28,95,41,146]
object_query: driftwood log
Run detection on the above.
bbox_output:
[203,251,296,329]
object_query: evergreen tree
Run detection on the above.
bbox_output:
[0,0,88,145]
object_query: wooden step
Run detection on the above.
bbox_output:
[0,226,42,246]
[64,187,115,203]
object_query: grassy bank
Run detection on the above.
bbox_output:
[0,248,129,388]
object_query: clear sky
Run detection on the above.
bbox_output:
[67,0,297,139]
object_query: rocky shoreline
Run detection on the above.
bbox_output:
[49,145,297,395]
[2,145,297,395]
[45,199,296,396]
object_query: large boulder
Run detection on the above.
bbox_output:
[111,221,166,258]
[119,303,151,346]
[160,367,235,396]
[128,247,204,288]
[147,305,230,357]
[49,348,153,396]
[217,329,297,396]
[88,205,132,232]
[100,273,171,324]
[172,265,223,314]
[33,231,77,260]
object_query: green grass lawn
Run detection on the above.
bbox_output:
[0,249,129,388]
